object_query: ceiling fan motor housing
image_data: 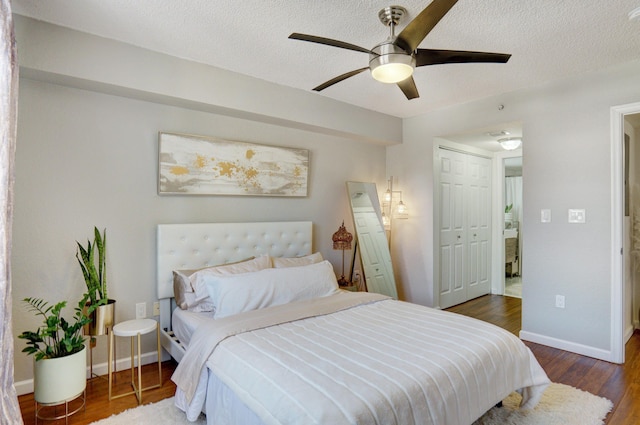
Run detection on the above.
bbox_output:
[369,40,416,83]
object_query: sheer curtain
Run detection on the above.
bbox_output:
[0,0,21,423]
[505,176,523,274]
[505,176,523,227]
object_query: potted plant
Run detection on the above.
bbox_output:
[77,227,115,338]
[504,203,514,224]
[18,295,92,406]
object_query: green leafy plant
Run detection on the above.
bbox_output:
[505,204,513,213]
[19,295,93,360]
[76,227,108,308]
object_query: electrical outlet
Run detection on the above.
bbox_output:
[555,295,565,309]
[136,302,146,319]
[153,301,160,316]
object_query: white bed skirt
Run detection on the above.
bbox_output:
[175,369,264,425]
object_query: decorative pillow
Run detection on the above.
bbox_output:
[173,255,271,311]
[173,271,201,311]
[271,252,324,268]
[201,260,340,319]
[174,291,212,313]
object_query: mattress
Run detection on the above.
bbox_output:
[172,307,215,348]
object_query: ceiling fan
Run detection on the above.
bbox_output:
[289,0,511,100]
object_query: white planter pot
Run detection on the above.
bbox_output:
[34,345,86,404]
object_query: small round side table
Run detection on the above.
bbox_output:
[108,318,161,404]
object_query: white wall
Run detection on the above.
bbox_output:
[389,59,640,360]
[11,17,392,390]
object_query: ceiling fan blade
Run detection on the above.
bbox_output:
[395,0,459,53]
[415,48,511,67]
[313,67,369,92]
[397,76,419,100]
[289,33,371,54]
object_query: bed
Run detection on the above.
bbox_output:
[157,222,550,425]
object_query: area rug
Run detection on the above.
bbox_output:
[91,383,612,425]
[473,383,612,425]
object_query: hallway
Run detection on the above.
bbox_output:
[505,275,522,298]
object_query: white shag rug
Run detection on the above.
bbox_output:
[91,383,612,425]
[472,383,612,425]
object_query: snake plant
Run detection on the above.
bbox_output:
[76,227,108,308]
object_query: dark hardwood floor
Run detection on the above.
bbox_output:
[17,294,640,424]
[446,294,640,424]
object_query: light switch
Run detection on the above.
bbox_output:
[568,209,586,223]
[541,209,551,223]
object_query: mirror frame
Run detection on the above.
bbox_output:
[346,181,398,298]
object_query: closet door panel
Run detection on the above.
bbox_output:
[467,155,492,299]
[438,149,491,307]
[438,150,467,308]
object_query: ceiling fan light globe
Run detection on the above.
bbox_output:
[371,61,414,83]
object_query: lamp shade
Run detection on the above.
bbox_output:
[394,200,409,219]
[332,221,353,250]
[383,188,392,203]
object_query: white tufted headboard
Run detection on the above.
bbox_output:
[156,221,313,300]
[155,221,312,361]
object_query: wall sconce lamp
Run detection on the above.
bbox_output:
[332,221,353,286]
[381,176,409,232]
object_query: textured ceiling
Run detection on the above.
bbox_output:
[10,0,640,123]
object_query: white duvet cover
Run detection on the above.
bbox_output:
[173,292,549,425]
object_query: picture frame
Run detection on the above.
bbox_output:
[158,132,309,196]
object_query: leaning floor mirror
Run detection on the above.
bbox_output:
[346,181,398,299]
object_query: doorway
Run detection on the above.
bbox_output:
[622,114,640,340]
[433,123,522,309]
[611,103,640,364]
[504,157,523,298]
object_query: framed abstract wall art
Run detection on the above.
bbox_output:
[158,132,309,196]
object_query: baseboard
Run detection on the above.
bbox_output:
[520,330,615,362]
[625,323,635,343]
[15,350,160,396]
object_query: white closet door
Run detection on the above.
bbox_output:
[438,149,467,308]
[466,155,492,299]
[438,149,492,309]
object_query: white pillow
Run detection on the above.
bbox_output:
[201,260,340,319]
[272,252,324,268]
[174,255,271,312]
[173,269,214,312]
